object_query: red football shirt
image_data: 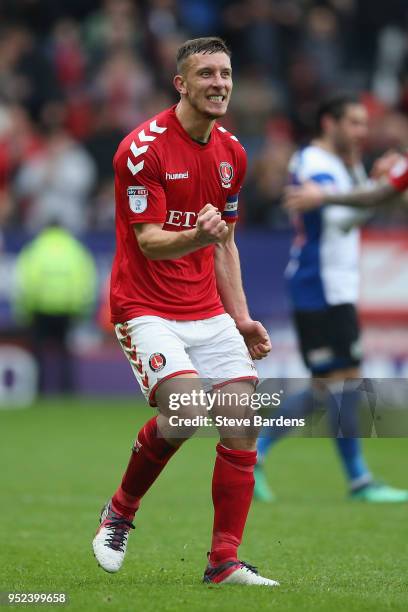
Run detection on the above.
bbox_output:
[110,105,247,323]
[388,154,408,192]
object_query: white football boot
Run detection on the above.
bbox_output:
[92,500,135,573]
[203,558,279,586]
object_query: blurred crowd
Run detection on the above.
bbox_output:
[1,0,408,232]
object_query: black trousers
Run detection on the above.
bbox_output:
[30,313,74,393]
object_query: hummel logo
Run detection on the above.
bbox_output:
[166,171,189,180]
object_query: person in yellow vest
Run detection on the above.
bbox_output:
[14,223,97,393]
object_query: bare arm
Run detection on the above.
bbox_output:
[215,225,271,360]
[214,224,250,325]
[318,180,400,208]
[283,179,402,214]
[134,204,228,260]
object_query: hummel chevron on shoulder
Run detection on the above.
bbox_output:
[127,159,144,176]
[127,120,167,175]
[217,126,238,142]
[138,130,156,143]
[149,120,167,134]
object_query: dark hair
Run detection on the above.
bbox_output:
[316,93,360,134]
[176,37,231,73]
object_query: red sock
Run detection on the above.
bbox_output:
[111,417,178,520]
[210,443,257,565]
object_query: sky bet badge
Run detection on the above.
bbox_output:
[128,186,148,213]
[219,161,234,188]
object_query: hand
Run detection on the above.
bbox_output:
[370,150,404,180]
[195,204,228,246]
[283,181,325,213]
[236,319,271,360]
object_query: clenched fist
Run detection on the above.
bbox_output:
[195,203,229,246]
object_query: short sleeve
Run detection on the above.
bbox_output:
[221,145,247,223]
[308,172,336,186]
[296,149,336,186]
[388,156,408,193]
[114,149,167,225]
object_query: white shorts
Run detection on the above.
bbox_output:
[115,313,258,406]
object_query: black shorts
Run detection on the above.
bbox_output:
[292,304,362,375]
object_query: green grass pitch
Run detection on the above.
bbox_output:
[1,397,407,611]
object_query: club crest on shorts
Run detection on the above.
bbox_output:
[127,186,148,213]
[149,352,166,372]
[219,162,234,188]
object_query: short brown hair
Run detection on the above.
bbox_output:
[316,93,360,134]
[176,37,231,73]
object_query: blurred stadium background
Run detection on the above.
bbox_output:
[1,0,408,405]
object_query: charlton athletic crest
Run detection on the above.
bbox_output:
[149,352,166,372]
[219,162,234,188]
[127,186,148,213]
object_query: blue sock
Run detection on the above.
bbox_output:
[257,389,315,463]
[329,389,371,486]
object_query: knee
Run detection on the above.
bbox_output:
[158,404,208,443]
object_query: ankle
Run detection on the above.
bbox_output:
[209,550,238,566]
[112,489,140,520]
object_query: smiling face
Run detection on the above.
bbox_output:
[174,52,233,120]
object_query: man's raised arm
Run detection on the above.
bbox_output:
[284,153,408,213]
[283,179,401,214]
